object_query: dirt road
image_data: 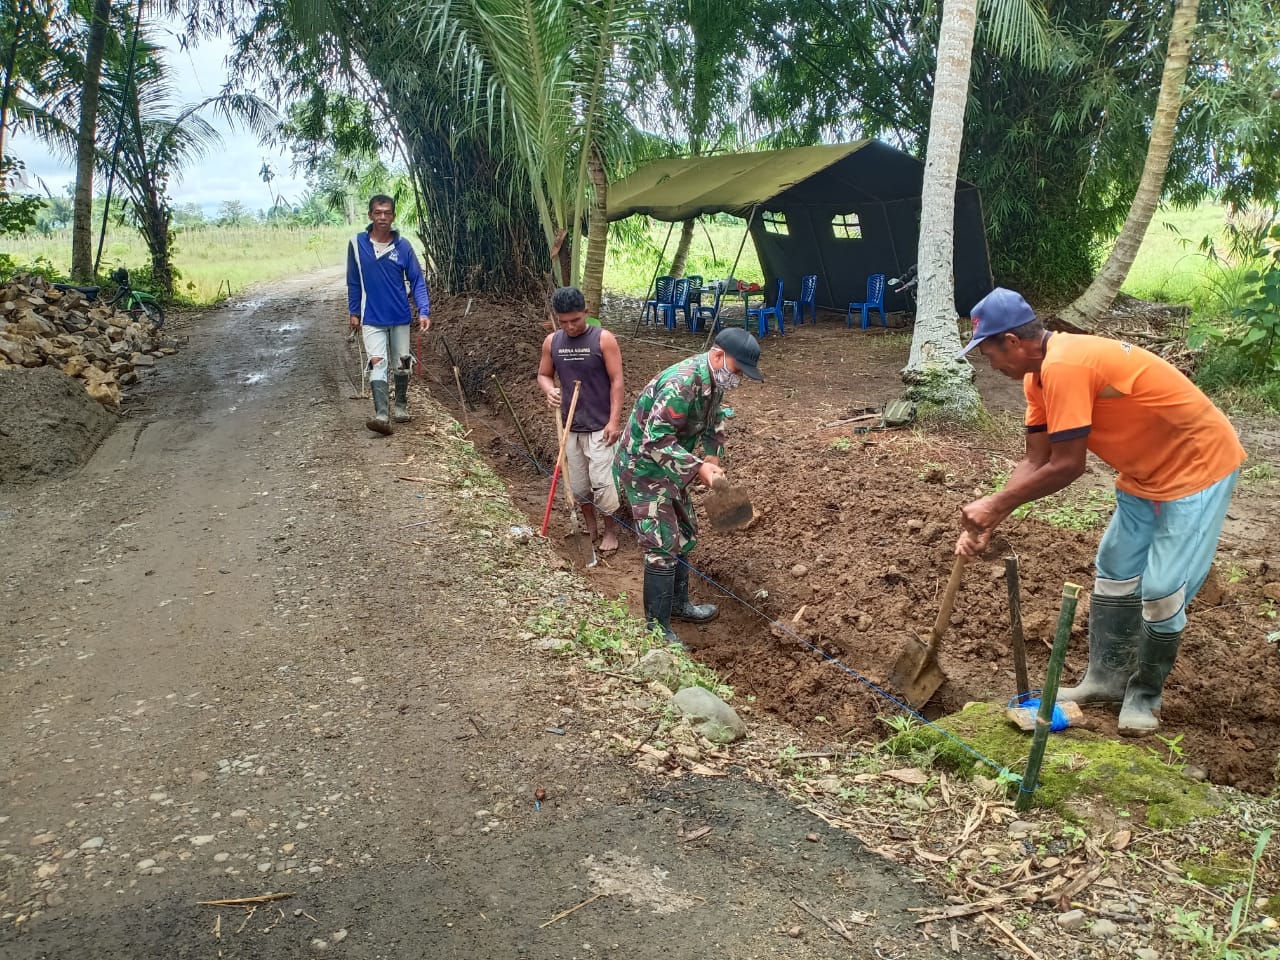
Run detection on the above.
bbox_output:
[0,273,991,958]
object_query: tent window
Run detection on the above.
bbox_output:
[762,212,788,235]
[832,213,861,239]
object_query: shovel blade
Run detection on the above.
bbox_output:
[890,637,947,708]
[567,529,598,569]
[706,479,755,531]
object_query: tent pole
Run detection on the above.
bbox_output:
[703,205,757,349]
[632,220,677,337]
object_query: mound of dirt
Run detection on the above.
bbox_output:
[425,293,1280,795]
[0,365,115,482]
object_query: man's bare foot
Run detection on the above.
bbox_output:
[599,532,619,553]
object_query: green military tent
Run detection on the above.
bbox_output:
[607,141,993,317]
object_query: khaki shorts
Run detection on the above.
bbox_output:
[564,430,621,514]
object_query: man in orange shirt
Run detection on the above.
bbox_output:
[956,288,1245,735]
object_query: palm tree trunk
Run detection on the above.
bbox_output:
[904,0,980,418]
[582,145,608,317]
[669,219,697,277]
[1059,0,1198,330]
[71,0,111,282]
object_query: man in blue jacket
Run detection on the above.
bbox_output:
[347,195,432,435]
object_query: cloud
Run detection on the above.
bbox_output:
[10,25,307,212]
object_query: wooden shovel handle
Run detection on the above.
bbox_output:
[928,555,967,655]
[554,383,582,513]
[541,383,581,537]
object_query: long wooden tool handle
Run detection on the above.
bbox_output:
[540,383,580,537]
[1005,555,1031,697]
[928,555,967,655]
[554,383,582,512]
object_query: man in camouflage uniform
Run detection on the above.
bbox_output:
[614,327,764,646]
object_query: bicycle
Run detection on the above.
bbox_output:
[105,267,165,330]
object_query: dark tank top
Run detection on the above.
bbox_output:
[551,325,610,432]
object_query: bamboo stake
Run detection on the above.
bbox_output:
[1015,582,1082,812]
[492,374,540,470]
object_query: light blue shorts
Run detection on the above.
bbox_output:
[1094,470,1239,633]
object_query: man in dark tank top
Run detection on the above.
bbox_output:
[537,287,625,552]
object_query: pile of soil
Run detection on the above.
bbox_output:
[426,296,1280,794]
[0,365,115,482]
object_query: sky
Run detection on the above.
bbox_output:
[11,28,309,216]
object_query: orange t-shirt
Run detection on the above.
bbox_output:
[1024,333,1245,500]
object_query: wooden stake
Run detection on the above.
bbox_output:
[1005,556,1031,697]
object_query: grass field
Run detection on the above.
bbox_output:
[0,202,1236,309]
[3,223,353,303]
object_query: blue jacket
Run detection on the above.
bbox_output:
[346,229,431,327]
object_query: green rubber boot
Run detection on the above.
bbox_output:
[1057,594,1140,705]
[672,562,718,623]
[366,381,393,435]
[392,370,412,422]
[642,565,681,648]
[1118,624,1182,736]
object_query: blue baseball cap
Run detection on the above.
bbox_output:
[960,287,1037,356]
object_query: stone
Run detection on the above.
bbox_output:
[669,687,747,744]
[1089,918,1119,939]
[635,649,681,689]
[1056,909,1087,931]
[1262,582,1280,601]
[79,837,104,850]
[136,859,156,872]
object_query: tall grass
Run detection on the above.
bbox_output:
[603,218,763,296]
[1119,201,1233,312]
[3,223,353,303]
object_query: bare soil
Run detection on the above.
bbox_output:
[434,297,1280,796]
[0,273,1000,959]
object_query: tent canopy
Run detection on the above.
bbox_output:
[608,142,993,315]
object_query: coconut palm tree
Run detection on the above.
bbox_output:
[1058,0,1198,329]
[906,0,1051,414]
[409,0,649,302]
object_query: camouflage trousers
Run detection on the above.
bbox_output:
[614,468,697,569]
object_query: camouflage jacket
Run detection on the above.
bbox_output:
[616,353,725,494]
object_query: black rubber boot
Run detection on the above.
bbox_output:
[1118,624,1182,736]
[392,371,412,422]
[673,561,718,623]
[366,381,393,435]
[642,565,681,647]
[1057,594,1141,705]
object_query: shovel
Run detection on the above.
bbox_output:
[553,386,598,568]
[705,476,755,531]
[539,382,580,538]
[890,555,966,708]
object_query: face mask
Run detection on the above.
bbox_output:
[713,363,743,391]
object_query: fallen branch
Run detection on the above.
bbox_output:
[539,892,607,928]
[911,898,1008,924]
[792,898,856,946]
[981,913,1042,960]
[197,893,292,907]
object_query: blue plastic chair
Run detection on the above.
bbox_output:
[644,275,675,325]
[847,273,887,329]
[685,274,704,319]
[691,285,722,333]
[783,274,818,326]
[747,278,785,337]
[655,277,691,331]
